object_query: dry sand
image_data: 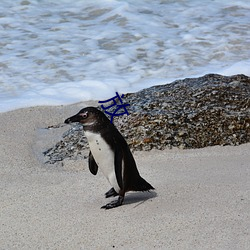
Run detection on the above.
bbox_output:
[0,102,249,249]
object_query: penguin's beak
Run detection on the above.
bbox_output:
[64,114,81,124]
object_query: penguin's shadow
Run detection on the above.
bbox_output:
[123,191,157,208]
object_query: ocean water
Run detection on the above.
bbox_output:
[0,0,250,112]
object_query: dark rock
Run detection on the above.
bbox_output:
[43,74,250,163]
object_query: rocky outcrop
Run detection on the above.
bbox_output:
[44,74,250,163]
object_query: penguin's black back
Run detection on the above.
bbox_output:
[99,120,154,192]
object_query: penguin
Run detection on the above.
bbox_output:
[65,107,154,209]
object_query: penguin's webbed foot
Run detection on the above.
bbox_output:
[101,196,124,209]
[105,187,118,198]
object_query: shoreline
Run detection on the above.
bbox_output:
[0,103,249,249]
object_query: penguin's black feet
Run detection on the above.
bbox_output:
[101,196,124,209]
[105,187,118,198]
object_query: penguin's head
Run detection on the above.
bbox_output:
[65,107,110,129]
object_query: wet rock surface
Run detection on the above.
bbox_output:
[44,74,250,164]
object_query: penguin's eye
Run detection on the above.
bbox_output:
[79,112,88,119]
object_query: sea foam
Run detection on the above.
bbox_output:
[0,0,249,112]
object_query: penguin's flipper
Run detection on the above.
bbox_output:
[88,151,98,175]
[114,146,124,190]
[105,187,118,198]
[101,196,124,209]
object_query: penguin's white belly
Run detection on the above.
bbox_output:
[85,131,120,193]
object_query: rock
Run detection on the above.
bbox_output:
[43,74,250,164]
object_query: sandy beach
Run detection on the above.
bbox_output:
[0,102,249,249]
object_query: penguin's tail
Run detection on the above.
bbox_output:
[132,176,154,192]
